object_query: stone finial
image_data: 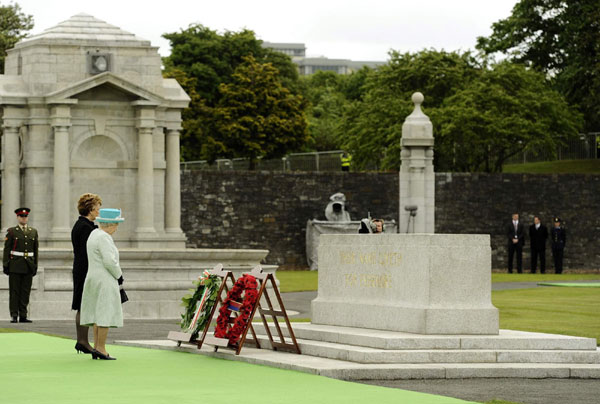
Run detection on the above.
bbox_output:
[402,92,433,139]
[412,91,424,105]
[408,92,426,120]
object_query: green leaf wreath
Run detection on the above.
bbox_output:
[180,272,221,339]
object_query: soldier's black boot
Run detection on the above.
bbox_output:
[19,317,32,323]
[10,316,17,323]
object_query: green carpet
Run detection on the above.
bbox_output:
[538,282,600,288]
[0,333,474,404]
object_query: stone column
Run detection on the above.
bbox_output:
[399,92,435,233]
[1,124,21,232]
[165,129,182,233]
[50,104,73,239]
[134,104,158,244]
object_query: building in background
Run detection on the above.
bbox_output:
[262,42,384,75]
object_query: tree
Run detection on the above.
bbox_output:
[338,50,581,172]
[208,55,309,168]
[0,2,33,73]
[476,0,600,131]
[162,24,304,161]
[435,62,582,172]
[340,50,480,170]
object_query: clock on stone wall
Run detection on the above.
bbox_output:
[89,53,111,74]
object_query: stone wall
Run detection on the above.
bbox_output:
[436,173,600,270]
[181,171,399,268]
[181,171,600,270]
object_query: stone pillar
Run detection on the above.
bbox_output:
[165,129,182,233]
[1,121,21,232]
[134,104,158,245]
[399,92,435,233]
[49,104,73,240]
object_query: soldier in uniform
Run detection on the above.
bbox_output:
[2,208,39,323]
[551,217,567,274]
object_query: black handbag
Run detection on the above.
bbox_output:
[120,286,129,304]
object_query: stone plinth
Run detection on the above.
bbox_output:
[0,248,276,320]
[311,234,499,334]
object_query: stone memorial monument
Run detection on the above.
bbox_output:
[311,233,499,334]
[0,13,187,247]
[399,92,434,233]
[0,14,274,320]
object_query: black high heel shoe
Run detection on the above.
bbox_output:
[92,350,116,360]
[74,342,94,355]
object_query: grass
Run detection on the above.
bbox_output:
[492,287,600,341]
[492,273,600,283]
[276,270,600,342]
[277,270,600,292]
[277,270,318,292]
[502,159,600,173]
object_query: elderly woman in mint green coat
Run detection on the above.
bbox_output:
[80,208,125,360]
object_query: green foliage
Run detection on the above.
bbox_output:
[0,2,33,73]
[209,55,309,167]
[476,0,600,131]
[435,62,582,172]
[340,50,481,170]
[162,25,306,162]
[336,50,581,172]
[180,275,221,339]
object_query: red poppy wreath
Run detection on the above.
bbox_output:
[214,274,259,345]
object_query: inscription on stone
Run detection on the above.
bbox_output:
[339,250,402,267]
[337,250,399,289]
[344,273,392,289]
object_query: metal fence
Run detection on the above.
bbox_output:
[181,134,600,171]
[181,150,346,172]
[504,133,599,165]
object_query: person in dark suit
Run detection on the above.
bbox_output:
[529,216,548,273]
[551,217,567,274]
[71,193,102,355]
[506,213,525,273]
[3,208,39,323]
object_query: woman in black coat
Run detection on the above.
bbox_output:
[71,193,102,354]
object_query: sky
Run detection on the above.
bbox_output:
[15,0,519,61]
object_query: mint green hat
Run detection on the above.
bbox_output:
[97,208,125,223]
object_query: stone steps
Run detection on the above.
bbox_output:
[116,339,600,380]
[251,322,598,351]
[255,335,600,364]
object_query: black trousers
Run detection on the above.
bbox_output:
[8,273,33,318]
[507,243,523,273]
[531,248,546,273]
[552,247,564,274]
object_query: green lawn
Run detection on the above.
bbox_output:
[277,270,600,342]
[278,270,600,293]
[492,273,600,283]
[277,270,318,292]
[502,159,600,173]
[492,287,600,341]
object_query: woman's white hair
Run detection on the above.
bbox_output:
[98,222,119,229]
